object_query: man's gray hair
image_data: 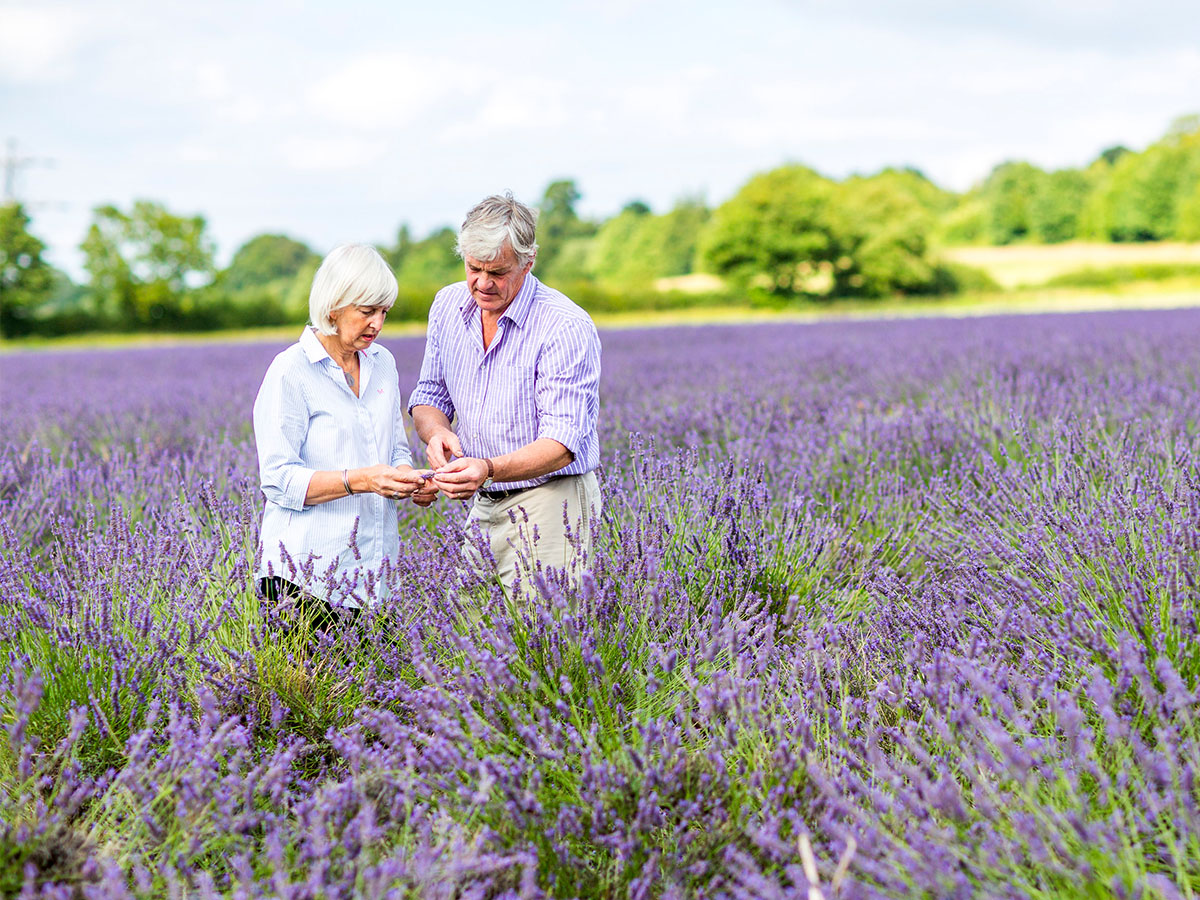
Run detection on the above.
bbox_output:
[456,192,539,267]
[309,243,398,335]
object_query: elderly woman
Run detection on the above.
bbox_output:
[253,243,436,622]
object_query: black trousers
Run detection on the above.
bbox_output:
[258,577,359,632]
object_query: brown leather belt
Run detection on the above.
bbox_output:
[478,475,566,502]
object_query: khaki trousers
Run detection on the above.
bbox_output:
[462,471,601,593]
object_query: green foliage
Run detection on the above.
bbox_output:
[1080,118,1200,241]
[952,117,1200,247]
[22,116,1200,339]
[871,166,958,214]
[1096,145,1131,167]
[1176,181,1200,240]
[980,161,1043,244]
[544,235,594,283]
[223,234,317,293]
[585,198,710,287]
[833,174,940,296]
[537,180,598,280]
[938,261,1001,294]
[392,226,461,288]
[937,197,989,244]
[549,279,735,315]
[1030,168,1092,243]
[80,200,216,329]
[0,203,54,337]
[701,165,958,299]
[1042,262,1200,288]
[700,165,841,295]
[191,234,322,329]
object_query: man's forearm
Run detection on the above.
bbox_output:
[412,405,453,444]
[491,438,574,483]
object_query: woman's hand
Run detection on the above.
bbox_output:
[355,465,426,500]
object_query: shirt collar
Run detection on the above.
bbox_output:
[456,272,540,329]
[299,324,381,364]
[502,272,539,328]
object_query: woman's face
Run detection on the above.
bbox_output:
[331,303,389,351]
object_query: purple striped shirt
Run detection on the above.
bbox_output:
[408,273,601,490]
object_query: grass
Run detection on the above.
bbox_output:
[941,241,1200,288]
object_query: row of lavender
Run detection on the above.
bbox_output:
[2,311,1198,898]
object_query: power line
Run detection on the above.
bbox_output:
[3,138,56,205]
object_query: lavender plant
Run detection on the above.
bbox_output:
[1,309,1198,898]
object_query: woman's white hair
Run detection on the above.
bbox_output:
[309,243,398,335]
[455,192,539,267]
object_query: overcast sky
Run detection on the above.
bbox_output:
[2,0,1198,278]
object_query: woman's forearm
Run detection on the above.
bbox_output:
[303,469,360,506]
[303,465,426,506]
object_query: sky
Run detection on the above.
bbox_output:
[2,0,1198,279]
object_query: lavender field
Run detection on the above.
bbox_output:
[2,310,1200,899]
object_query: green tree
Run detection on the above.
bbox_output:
[699,165,841,295]
[394,227,461,286]
[195,234,321,328]
[1097,145,1131,167]
[937,196,989,244]
[588,197,709,286]
[537,179,597,279]
[833,174,939,296]
[584,206,649,284]
[0,202,54,337]
[1176,180,1200,240]
[981,161,1045,244]
[653,198,710,277]
[80,200,215,329]
[1084,118,1200,241]
[382,224,413,272]
[1031,168,1090,243]
[223,234,317,292]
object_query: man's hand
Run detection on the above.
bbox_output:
[424,427,464,469]
[432,457,490,500]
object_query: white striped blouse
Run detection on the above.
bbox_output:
[408,274,601,489]
[253,327,413,607]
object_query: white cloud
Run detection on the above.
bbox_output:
[174,141,226,164]
[306,53,462,128]
[437,75,574,142]
[0,4,91,82]
[280,135,387,171]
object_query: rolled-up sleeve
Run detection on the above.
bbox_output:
[253,362,316,511]
[535,318,601,457]
[407,295,456,419]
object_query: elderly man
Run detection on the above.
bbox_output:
[409,192,602,591]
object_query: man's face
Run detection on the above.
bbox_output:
[464,243,532,315]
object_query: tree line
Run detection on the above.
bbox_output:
[2,115,1198,337]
